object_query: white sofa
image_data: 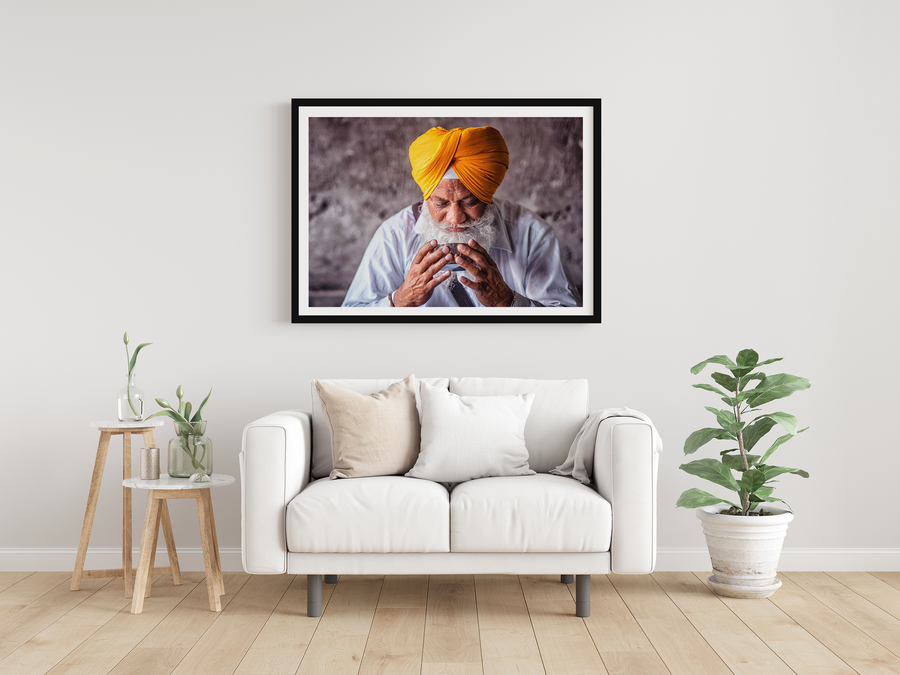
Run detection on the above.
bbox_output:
[240,377,659,617]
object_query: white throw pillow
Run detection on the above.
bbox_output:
[407,381,535,483]
[316,374,420,479]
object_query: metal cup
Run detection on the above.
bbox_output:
[140,446,160,480]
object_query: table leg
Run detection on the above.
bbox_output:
[159,501,182,585]
[122,432,134,597]
[131,492,161,614]
[195,491,222,612]
[203,489,225,596]
[71,431,111,591]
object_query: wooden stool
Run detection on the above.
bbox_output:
[125,474,235,614]
[71,421,179,597]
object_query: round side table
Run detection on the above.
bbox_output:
[124,473,235,614]
[72,420,165,597]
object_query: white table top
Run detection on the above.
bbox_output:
[123,474,235,490]
[91,420,165,429]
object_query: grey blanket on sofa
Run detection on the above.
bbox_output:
[551,407,663,485]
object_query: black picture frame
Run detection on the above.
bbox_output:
[292,99,600,323]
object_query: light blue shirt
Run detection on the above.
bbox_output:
[341,199,582,308]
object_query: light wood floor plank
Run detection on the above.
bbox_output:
[359,607,427,675]
[0,577,132,675]
[170,573,294,675]
[422,577,482,675]
[828,572,900,622]
[475,575,544,675]
[784,572,900,658]
[108,571,251,675]
[871,572,900,592]
[296,575,384,675]
[769,574,900,674]
[0,572,34,594]
[0,577,112,661]
[520,575,608,675]
[655,572,794,675]
[691,573,855,675]
[610,573,732,675]
[43,574,201,675]
[235,574,335,675]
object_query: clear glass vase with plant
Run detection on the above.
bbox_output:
[147,385,213,477]
[117,331,151,422]
[677,349,811,516]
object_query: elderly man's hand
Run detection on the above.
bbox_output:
[455,240,515,307]
[393,240,453,307]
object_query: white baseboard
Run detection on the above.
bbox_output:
[2,548,899,573]
[0,548,245,573]
[657,548,900,572]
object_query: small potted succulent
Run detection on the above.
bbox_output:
[147,385,213,477]
[677,349,810,598]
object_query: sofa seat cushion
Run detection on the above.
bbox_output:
[286,476,450,553]
[450,473,612,553]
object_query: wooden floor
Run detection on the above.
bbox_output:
[1,571,900,675]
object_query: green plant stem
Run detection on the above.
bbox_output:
[734,375,750,515]
[124,343,140,418]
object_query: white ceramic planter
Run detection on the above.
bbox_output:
[697,504,793,599]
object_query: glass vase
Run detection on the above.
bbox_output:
[167,420,213,478]
[117,372,145,422]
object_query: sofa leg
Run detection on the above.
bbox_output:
[560,574,574,584]
[307,574,322,617]
[325,575,338,584]
[575,574,590,617]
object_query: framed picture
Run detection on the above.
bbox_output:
[292,99,599,323]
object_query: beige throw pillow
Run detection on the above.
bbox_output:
[316,374,421,479]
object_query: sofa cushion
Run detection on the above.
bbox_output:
[406,381,535,483]
[310,378,450,478]
[449,378,588,474]
[315,375,420,479]
[286,476,450,553]
[450,473,611,552]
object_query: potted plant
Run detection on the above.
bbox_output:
[117,332,151,422]
[147,385,213,478]
[677,349,810,598]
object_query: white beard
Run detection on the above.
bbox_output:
[414,202,500,250]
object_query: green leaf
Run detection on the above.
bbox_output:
[721,453,761,471]
[738,372,765,391]
[705,406,742,434]
[155,398,173,410]
[128,342,151,375]
[145,408,190,424]
[693,383,728,397]
[690,355,737,375]
[184,402,192,422]
[759,412,799,435]
[676,488,739,509]
[759,432,796,464]
[191,388,213,422]
[756,357,784,368]
[684,427,734,455]
[732,349,759,377]
[679,458,741,493]
[711,372,738,392]
[762,465,810,480]
[738,468,767,495]
[742,417,777,451]
[743,373,811,408]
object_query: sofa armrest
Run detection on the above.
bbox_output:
[592,417,658,574]
[240,410,312,574]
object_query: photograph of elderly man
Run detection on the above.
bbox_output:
[303,113,587,314]
[336,123,583,309]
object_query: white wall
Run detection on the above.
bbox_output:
[2,2,898,571]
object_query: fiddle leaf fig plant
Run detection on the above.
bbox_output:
[677,349,810,516]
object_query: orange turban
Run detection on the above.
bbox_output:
[409,126,509,204]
